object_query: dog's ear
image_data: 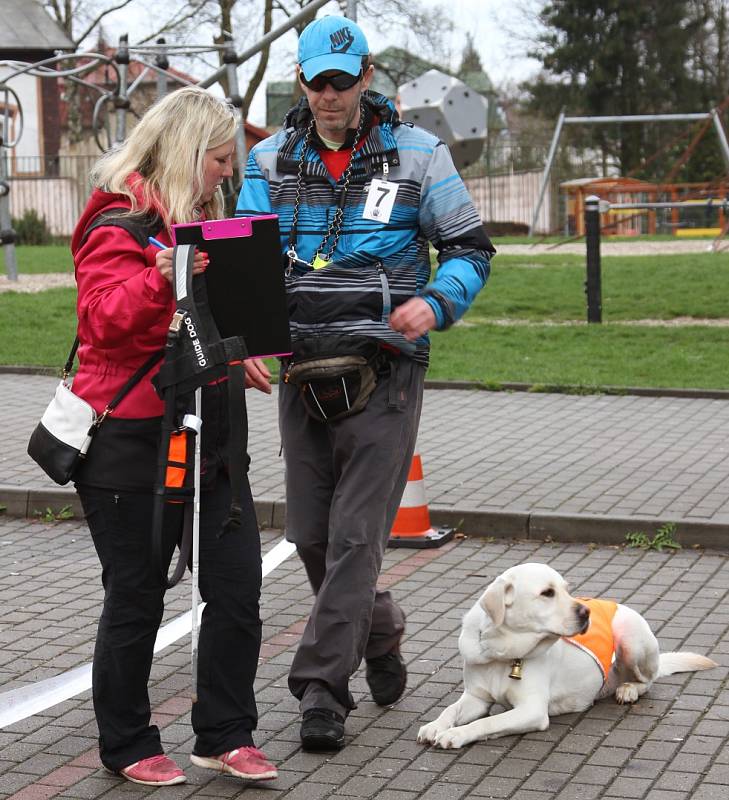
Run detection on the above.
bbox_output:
[480,577,513,626]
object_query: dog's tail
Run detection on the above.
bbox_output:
[657,652,717,678]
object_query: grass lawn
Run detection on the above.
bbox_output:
[1,247,727,390]
[5,244,74,274]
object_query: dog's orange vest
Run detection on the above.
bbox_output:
[563,598,618,681]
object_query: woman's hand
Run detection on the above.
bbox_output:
[244,358,272,394]
[155,247,209,284]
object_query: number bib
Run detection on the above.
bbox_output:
[362,179,399,223]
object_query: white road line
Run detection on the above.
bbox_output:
[0,538,296,728]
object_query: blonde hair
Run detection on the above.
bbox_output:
[91,86,238,227]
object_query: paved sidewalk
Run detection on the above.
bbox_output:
[0,516,727,800]
[1,373,728,799]
[2,374,729,547]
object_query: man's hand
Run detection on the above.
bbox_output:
[389,297,437,341]
[244,358,272,394]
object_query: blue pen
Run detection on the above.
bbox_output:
[148,236,167,249]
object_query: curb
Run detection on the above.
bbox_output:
[422,380,729,401]
[3,485,725,550]
[2,366,729,400]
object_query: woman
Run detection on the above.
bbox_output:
[70,86,275,787]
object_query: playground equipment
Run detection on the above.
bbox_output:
[530,110,729,236]
[582,194,729,324]
[398,69,488,171]
[0,0,333,279]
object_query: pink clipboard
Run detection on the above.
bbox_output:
[173,215,279,241]
[172,215,291,358]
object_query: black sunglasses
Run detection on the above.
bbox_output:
[300,70,363,92]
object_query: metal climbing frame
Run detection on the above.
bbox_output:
[0,0,335,279]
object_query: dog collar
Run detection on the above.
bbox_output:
[509,658,523,680]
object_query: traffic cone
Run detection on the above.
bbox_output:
[388,453,454,549]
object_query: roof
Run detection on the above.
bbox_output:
[0,0,74,52]
[74,43,198,89]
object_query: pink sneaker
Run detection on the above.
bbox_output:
[119,754,186,786]
[191,746,278,781]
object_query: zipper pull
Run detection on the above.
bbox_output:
[383,160,389,179]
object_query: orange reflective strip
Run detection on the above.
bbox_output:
[165,431,188,489]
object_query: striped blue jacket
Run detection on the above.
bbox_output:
[236,92,493,364]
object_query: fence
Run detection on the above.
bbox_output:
[8,155,556,238]
[7,155,96,238]
[464,169,552,232]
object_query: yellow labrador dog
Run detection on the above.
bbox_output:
[418,563,716,749]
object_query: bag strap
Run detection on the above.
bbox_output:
[63,337,80,378]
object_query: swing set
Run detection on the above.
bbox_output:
[529,104,729,245]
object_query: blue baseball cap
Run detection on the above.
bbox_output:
[297,15,369,80]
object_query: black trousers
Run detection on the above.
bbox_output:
[77,475,262,771]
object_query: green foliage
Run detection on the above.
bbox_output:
[34,505,75,523]
[11,209,53,246]
[625,523,681,551]
[525,0,723,180]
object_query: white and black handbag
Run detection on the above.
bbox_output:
[27,338,163,485]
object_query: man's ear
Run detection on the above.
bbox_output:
[480,577,513,627]
[361,63,374,91]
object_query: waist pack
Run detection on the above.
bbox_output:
[283,336,382,423]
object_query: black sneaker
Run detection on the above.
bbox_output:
[366,646,407,706]
[300,708,345,751]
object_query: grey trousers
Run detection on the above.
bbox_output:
[280,356,425,717]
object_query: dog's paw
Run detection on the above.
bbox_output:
[417,721,443,744]
[434,727,470,749]
[615,682,640,704]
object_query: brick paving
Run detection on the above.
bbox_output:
[0,516,727,800]
[1,372,728,798]
[2,374,729,547]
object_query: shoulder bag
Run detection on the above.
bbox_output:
[27,338,163,485]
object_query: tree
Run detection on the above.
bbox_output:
[525,0,706,177]
[459,33,483,75]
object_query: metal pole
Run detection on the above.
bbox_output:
[0,140,18,281]
[197,0,331,89]
[345,0,358,20]
[154,38,169,99]
[223,40,247,180]
[190,387,202,704]
[114,35,131,143]
[584,195,602,324]
[710,107,729,173]
[530,109,565,236]
[564,112,711,124]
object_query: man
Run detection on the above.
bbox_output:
[236,14,494,751]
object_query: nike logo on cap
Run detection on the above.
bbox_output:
[330,27,355,53]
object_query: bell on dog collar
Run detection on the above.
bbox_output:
[509,659,523,680]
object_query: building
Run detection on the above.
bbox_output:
[0,0,74,169]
